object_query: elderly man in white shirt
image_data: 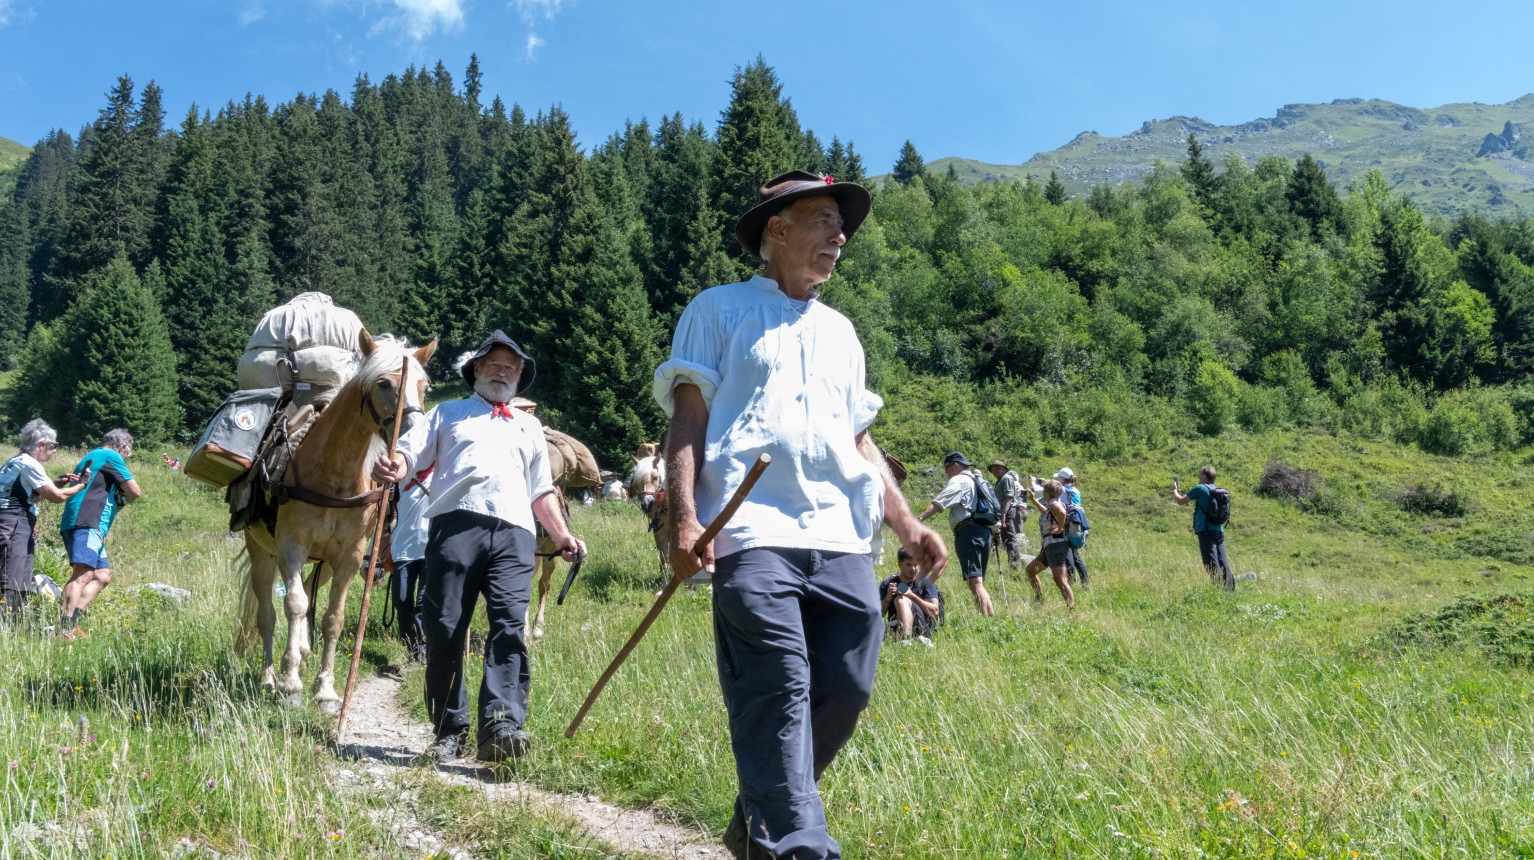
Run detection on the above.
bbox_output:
[373,330,584,765]
[658,170,947,860]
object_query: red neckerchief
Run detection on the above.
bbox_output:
[489,401,517,420]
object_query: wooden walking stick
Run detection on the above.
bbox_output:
[565,452,771,738]
[336,356,411,741]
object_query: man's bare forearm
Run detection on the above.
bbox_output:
[857,431,919,537]
[666,383,709,528]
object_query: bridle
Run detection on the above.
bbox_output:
[361,365,425,441]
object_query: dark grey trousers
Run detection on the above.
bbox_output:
[422,510,536,742]
[1065,547,1088,586]
[713,547,883,860]
[392,558,426,654]
[1198,531,1234,592]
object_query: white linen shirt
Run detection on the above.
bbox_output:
[654,274,885,558]
[395,394,554,535]
[389,470,432,563]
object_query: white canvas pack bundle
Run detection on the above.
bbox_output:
[236,292,363,409]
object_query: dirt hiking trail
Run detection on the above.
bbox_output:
[336,669,720,859]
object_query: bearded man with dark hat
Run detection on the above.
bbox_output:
[657,171,948,859]
[373,331,585,764]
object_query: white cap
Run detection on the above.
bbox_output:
[1055,467,1075,480]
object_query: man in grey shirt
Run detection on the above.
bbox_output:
[919,452,996,616]
[988,459,1026,567]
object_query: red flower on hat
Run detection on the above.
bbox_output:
[824,175,835,184]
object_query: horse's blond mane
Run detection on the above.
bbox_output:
[356,335,426,390]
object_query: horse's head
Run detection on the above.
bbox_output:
[358,328,438,443]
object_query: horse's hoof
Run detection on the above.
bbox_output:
[531,625,545,643]
[281,693,304,709]
[317,699,340,717]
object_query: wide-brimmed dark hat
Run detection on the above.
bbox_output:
[461,330,536,394]
[735,170,872,260]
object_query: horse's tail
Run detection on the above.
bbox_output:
[232,546,261,654]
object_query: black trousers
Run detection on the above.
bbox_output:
[0,507,36,627]
[713,547,882,860]
[392,559,426,653]
[1065,546,1088,586]
[1198,531,1234,592]
[421,510,536,742]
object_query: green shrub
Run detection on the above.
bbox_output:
[1236,382,1287,432]
[1388,593,1534,667]
[1396,483,1468,517]
[1189,360,1238,435]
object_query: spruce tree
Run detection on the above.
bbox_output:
[47,77,163,319]
[1286,153,1343,240]
[1180,133,1217,212]
[891,140,927,186]
[0,205,31,368]
[715,56,801,264]
[1044,171,1067,205]
[674,188,737,315]
[48,253,182,443]
[558,188,664,463]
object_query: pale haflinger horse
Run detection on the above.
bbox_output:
[238,331,436,712]
[625,449,704,589]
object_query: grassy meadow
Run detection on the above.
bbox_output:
[2,430,1532,858]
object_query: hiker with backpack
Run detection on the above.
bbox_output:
[1173,465,1234,592]
[987,460,1027,567]
[1023,479,1077,609]
[918,452,997,616]
[1055,467,1089,588]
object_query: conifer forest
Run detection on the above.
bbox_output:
[3,56,1534,467]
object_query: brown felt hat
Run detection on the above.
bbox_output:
[735,170,872,260]
[988,459,1008,471]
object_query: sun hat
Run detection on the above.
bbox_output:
[1055,467,1075,480]
[461,330,536,394]
[988,459,1008,471]
[735,170,872,260]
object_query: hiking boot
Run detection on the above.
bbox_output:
[477,724,531,762]
[417,730,468,765]
[722,813,774,860]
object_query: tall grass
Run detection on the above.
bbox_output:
[5,430,1533,858]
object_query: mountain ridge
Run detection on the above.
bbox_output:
[909,94,1534,216]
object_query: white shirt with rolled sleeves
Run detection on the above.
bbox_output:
[390,471,432,563]
[654,274,885,558]
[393,393,554,536]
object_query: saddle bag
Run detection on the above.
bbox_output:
[185,387,286,488]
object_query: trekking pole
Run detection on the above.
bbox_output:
[565,453,770,738]
[336,356,410,741]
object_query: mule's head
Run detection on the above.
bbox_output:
[358,328,438,442]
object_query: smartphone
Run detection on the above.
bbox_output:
[1173,477,1181,490]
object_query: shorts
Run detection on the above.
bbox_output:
[64,528,109,570]
[887,610,936,636]
[1040,540,1071,568]
[954,521,992,580]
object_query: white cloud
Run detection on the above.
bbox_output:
[511,0,562,25]
[377,0,466,41]
[238,0,266,26]
[524,32,544,59]
[0,0,36,27]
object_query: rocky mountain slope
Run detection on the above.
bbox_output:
[916,95,1534,216]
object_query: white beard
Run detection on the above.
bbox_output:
[474,377,517,403]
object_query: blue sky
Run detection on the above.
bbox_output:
[2,0,1533,172]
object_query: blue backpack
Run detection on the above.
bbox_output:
[1065,502,1090,548]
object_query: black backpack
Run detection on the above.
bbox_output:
[1201,486,1232,527]
[967,474,1001,527]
